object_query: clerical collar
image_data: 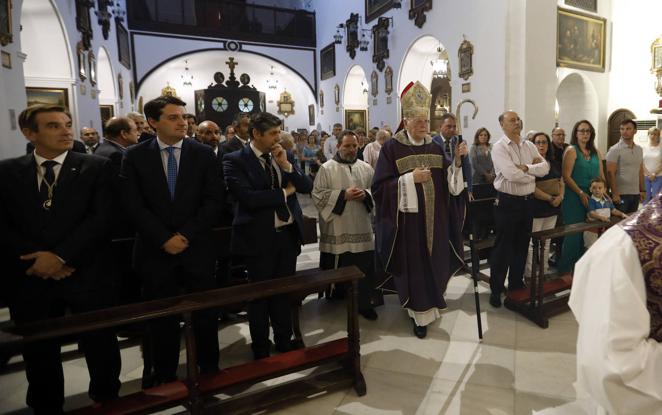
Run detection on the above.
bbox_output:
[405,130,425,146]
[333,152,356,164]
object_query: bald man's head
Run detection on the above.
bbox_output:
[197,120,221,148]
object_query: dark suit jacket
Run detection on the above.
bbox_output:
[120,138,223,274]
[0,152,114,296]
[26,140,87,154]
[223,145,312,257]
[432,135,473,191]
[95,140,133,238]
[219,136,246,157]
[95,140,126,175]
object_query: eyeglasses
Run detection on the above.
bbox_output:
[534,141,548,145]
[576,129,591,134]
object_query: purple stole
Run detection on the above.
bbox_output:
[620,194,662,342]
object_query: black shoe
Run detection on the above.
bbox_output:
[489,293,502,308]
[253,349,270,360]
[411,319,427,339]
[359,308,378,321]
[274,340,293,354]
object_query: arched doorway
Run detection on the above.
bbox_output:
[21,0,74,109]
[138,50,316,131]
[556,73,600,144]
[398,35,451,133]
[607,109,636,150]
[342,65,368,130]
[97,47,117,130]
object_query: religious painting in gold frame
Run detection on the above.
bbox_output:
[345,109,367,131]
[556,7,606,72]
[26,87,69,110]
[0,0,13,46]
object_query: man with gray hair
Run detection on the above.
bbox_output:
[363,129,391,169]
[127,111,148,134]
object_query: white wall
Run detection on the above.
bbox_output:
[312,0,507,139]
[0,0,133,159]
[132,33,316,98]
[0,0,27,158]
[343,65,368,111]
[608,0,662,122]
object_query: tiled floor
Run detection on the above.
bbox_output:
[0,197,579,414]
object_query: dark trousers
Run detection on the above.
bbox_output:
[319,250,381,310]
[619,194,640,214]
[141,263,219,383]
[245,225,299,355]
[9,284,121,413]
[489,193,534,296]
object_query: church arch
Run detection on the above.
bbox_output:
[137,50,315,130]
[20,0,75,113]
[397,35,450,127]
[556,73,600,145]
[97,46,117,108]
[342,65,369,129]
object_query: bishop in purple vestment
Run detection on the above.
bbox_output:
[372,81,467,338]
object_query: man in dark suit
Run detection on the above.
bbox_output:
[0,105,121,414]
[223,112,313,359]
[219,113,250,155]
[432,113,473,195]
[95,116,140,176]
[81,127,100,154]
[96,117,141,306]
[121,95,223,385]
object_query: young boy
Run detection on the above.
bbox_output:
[584,177,627,248]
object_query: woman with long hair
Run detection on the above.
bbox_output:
[558,120,605,273]
[525,132,564,278]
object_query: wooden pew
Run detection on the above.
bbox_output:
[0,266,366,415]
[505,218,620,328]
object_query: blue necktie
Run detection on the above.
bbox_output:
[165,146,177,200]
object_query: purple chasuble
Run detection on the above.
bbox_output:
[371,130,466,313]
[621,193,662,341]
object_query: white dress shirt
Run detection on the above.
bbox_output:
[323,135,338,160]
[34,151,68,188]
[492,134,549,196]
[249,142,294,228]
[156,137,183,177]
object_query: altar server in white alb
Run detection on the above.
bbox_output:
[312,130,381,320]
[536,193,662,415]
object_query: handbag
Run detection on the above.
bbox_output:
[536,178,561,196]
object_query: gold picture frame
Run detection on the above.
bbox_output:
[26,87,69,110]
[77,42,87,81]
[557,7,606,72]
[345,109,367,131]
[0,0,13,46]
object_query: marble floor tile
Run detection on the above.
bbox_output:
[417,378,515,415]
[514,350,576,400]
[333,367,436,415]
